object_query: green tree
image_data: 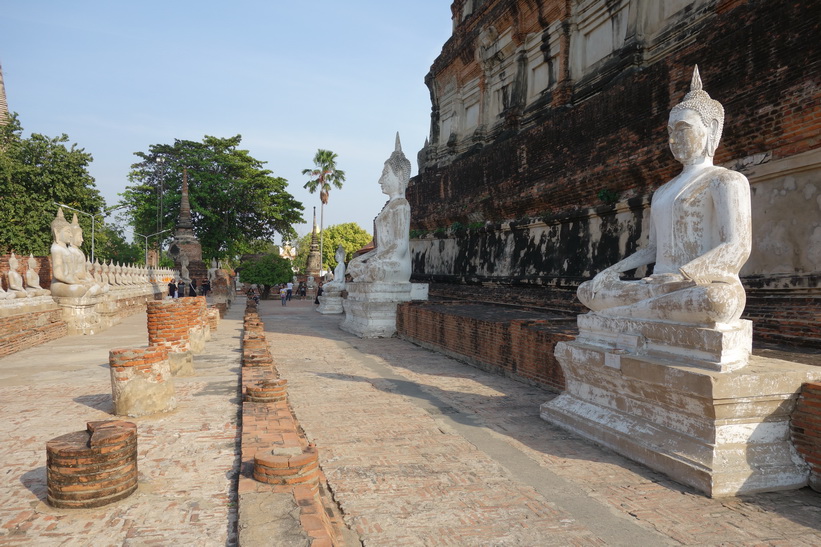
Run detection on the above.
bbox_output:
[121,135,304,261]
[0,114,106,256]
[292,223,371,273]
[238,252,293,299]
[95,223,143,264]
[322,223,372,270]
[302,149,345,272]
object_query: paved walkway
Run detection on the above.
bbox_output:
[0,303,244,546]
[262,299,821,546]
[1,297,820,546]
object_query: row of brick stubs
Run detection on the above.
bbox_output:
[238,307,340,546]
[206,306,220,331]
[242,310,274,367]
[790,382,821,493]
[108,346,176,417]
[46,420,138,509]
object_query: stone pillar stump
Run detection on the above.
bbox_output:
[109,346,176,417]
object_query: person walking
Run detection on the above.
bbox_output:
[167,279,177,299]
[286,281,293,301]
[279,284,288,306]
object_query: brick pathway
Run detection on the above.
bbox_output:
[261,299,821,546]
[0,304,243,546]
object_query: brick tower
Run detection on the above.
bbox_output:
[168,168,207,284]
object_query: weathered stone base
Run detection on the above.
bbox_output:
[55,288,161,335]
[109,346,177,417]
[168,351,194,376]
[540,332,821,497]
[340,282,428,338]
[316,294,343,314]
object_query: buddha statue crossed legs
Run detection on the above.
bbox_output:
[577,67,750,327]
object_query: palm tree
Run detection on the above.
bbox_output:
[302,149,345,274]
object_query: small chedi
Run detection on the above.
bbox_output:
[340,134,428,337]
[316,245,346,314]
[540,67,821,497]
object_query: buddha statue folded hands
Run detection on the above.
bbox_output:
[577,66,751,327]
[49,208,101,299]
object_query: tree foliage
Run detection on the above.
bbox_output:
[292,223,371,273]
[0,114,106,256]
[121,135,304,261]
[302,149,345,205]
[238,252,293,299]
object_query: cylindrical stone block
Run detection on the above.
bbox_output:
[245,378,288,403]
[109,346,176,417]
[46,420,138,509]
[253,444,319,494]
[207,307,220,330]
[242,333,273,367]
[147,300,191,352]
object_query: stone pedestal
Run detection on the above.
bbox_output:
[540,313,821,497]
[316,290,343,314]
[340,282,428,338]
[109,346,176,417]
[53,294,106,335]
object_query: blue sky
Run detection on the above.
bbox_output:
[0,1,452,242]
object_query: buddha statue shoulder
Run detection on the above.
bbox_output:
[347,134,412,284]
[577,66,751,327]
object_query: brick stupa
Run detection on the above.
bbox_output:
[168,169,207,284]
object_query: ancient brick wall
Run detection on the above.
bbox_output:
[409,0,821,349]
[790,382,821,493]
[397,301,575,391]
[0,308,67,358]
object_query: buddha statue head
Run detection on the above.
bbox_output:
[51,208,71,245]
[70,213,85,248]
[669,65,724,163]
[379,133,412,198]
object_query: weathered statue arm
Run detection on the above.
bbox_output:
[679,173,751,284]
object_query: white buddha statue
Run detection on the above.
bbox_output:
[25,254,50,296]
[577,66,751,327]
[50,208,100,298]
[6,253,29,298]
[323,245,347,296]
[347,134,412,284]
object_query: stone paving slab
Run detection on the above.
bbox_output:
[0,303,243,546]
[260,299,821,546]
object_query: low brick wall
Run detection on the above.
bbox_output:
[46,420,138,509]
[109,346,176,417]
[791,382,821,493]
[397,301,576,392]
[0,307,67,358]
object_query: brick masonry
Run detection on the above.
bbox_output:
[397,301,576,391]
[45,420,138,509]
[108,346,176,417]
[790,382,821,492]
[0,307,67,359]
[237,305,343,546]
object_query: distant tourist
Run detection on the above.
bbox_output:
[177,280,186,298]
[279,284,288,306]
[314,282,323,305]
[190,278,198,297]
[286,281,293,301]
[202,279,210,296]
[167,279,177,298]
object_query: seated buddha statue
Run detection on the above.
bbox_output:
[577,66,751,327]
[25,254,50,296]
[50,208,100,298]
[323,245,348,296]
[347,134,412,284]
[6,252,31,298]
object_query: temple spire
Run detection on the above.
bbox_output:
[177,168,194,229]
[0,62,9,125]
